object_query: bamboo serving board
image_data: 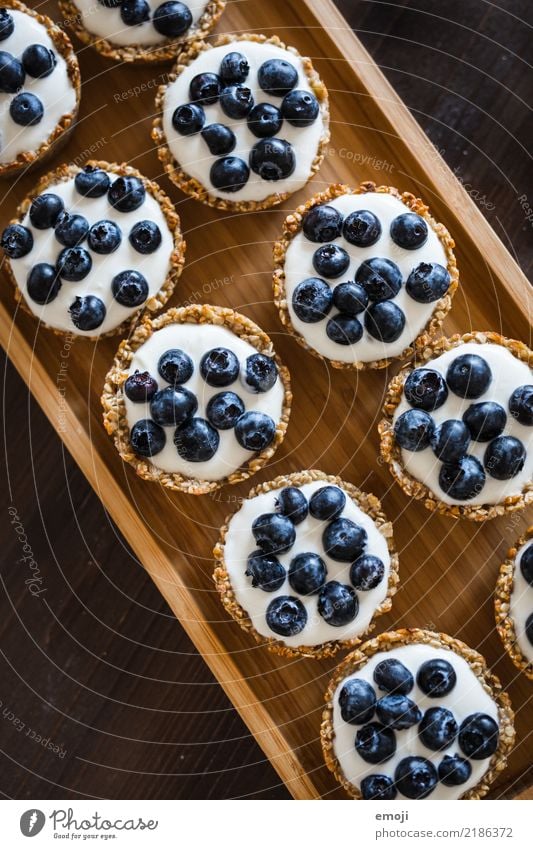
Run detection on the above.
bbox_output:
[1,0,531,799]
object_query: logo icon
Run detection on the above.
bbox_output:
[20,810,46,837]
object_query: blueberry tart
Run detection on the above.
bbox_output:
[321,629,514,799]
[102,304,291,494]
[214,470,399,658]
[152,33,329,211]
[495,527,533,680]
[0,1,80,177]
[59,0,225,64]
[379,332,533,519]
[1,160,184,337]
[274,182,458,369]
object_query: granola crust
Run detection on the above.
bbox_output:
[5,160,185,340]
[0,0,81,178]
[58,0,226,64]
[152,33,330,212]
[101,304,292,494]
[273,182,459,370]
[321,628,515,799]
[379,331,533,521]
[213,469,400,659]
[495,526,533,681]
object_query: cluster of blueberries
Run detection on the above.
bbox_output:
[519,542,533,647]
[244,484,387,638]
[292,202,451,347]
[0,9,60,128]
[394,353,533,500]
[1,166,161,331]
[96,0,195,37]
[126,345,279,462]
[172,51,320,193]
[339,656,499,799]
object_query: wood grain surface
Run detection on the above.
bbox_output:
[0,0,531,800]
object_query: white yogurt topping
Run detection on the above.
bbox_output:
[510,539,533,664]
[124,323,285,480]
[162,40,326,203]
[332,643,499,800]
[10,169,175,335]
[393,343,533,506]
[0,10,77,164]
[222,479,391,648]
[73,0,206,48]
[284,192,448,363]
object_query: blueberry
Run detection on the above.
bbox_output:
[88,220,122,254]
[419,707,458,751]
[158,349,194,385]
[438,755,472,786]
[446,354,492,399]
[417,658,457,697]
[234,411,276,451]
[404,368,449,411]
[360,774,397,800]
[10,92,43,126]
[373,659,413,695]
[355,723,396,764]
[0,51,25,93]
[30,193,65,230]
[172,103,205,135]
[376,694,422,730]
[395,757,437,799]
[56,247,92,281]
[265,595,307,637]
[69,295,106,332]
[201,123,236,156]
[281,89,319,126]
[26,263,61,304]
[249,137,295,181]
[365,301,406,343]
[309,486,345,520]
[210,157,249,193]
[206,391,244,429]
[312,244,350,279]
[130,419,166,457]
[350,555,385,591]
[55,212,89,248]
[220,84,254,119]
[484,435,526,480]
[302,205,343,243]
[75,166,111,198]
[219,51,249,84]
[111,270,149,307]
[124,370,158,403]
[520,544,533,586]
[129,220,162,254]
[394,409,435,451]
[292,278,332,322]
[326,314,363,345]
[245,551,286,592]
[339,679,376,725]
[153,1,193,36]
[1,224,33,258]
[242,353,278,393]
[323,517,367,562]
[0,10,14,41]
[318,581,358,626]
[150,386,197,427]
[526,613,533,647]
[509,385,533,425]
[430,419,471,463]
[108,176,146,213]
[458,713,499,760]
[174,417,220,462]
[343,210,381,247]
[247,102,283,138]
[258,59,298,96]
[200,347,239,387]
[332,281,368,315]
[355,256,402,302]
[439,455,486,500]
[463,401,506,442]
[390,213,428,250]
[121,0,150,26]
[189,72,220,105]
[275,487,308,525]
[22,44,56,78]
[252,513,296,554]
[406,262,451,303]
[288,552,326,595]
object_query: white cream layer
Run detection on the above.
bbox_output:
[73,0,206,48]
[510,539,533,664]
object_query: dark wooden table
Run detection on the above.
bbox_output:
[1,0,531,800]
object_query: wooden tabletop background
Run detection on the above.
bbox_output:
[1,0,531,800]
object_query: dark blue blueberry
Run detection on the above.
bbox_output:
[463,401,506,442]
[406,262,451,303]
[234,411,276,451]
[129,220,162,254]
[69,295,106,332]
[332,281,368,315]
[55,212,89,247]
[121,0,150,26]
[439,455,486,500]
[281,89,319,126]
[458,713,499,760]
[174,417,220,461]
[220,84,254,119]
[355,256,402,302]
[365,301,405,343]
[201,123,236,156]
[26,263,61,304]
[56,247,92,281]
[130,419,165,457]
[245,551,286,592]
[88,220,121,254]
[431,419,471,463]
[484,435,526,480]
[200,347,239,387]
[0,50,25,92]
[219,51,249,84]
[509,385,533,426]
[242,353,278,393]
[247,102,283,138]
[210,156,249,193]
[355,722,396,764]
[417,658,457,697]
[419,707,458,751]
[275,487,308,525]
[124,370,158,403]
[404,368,449,411]
[252,512,296,554]
[438,755,472,786]
[361,774,397,800]
[394,409,435,451]
[10,92,43,125]
[265,595,307,637]
[390,213,428,250]
[288,552,326,595]
[249,137,295,181]
[343,210,381,247]
[108,176,146,212]
[373,659,414,695]
[292,277,332,322]
[350,555,385,591]
[189,72,220,105]
[172,102,205,136]
[326,314,363,345]
[312,244,350,279]
[111,270,149,307]
[526,613,533,647]
[206,391,244,429]
[1,224,33,258]
[520,543,533,586]
[153,1,193,36]
[0,10,14,41]
[22,44,56,78]
[323,517,367,562]
[150,386,197,427]
[339,679,376,725]
[309,486,345,521]
[376,694,422,730]
[75,166,111,198]
[158,348,194,385]
[258,59,298,96]
[302,204,343,243]
[395,757,437,799]
[446,353,492,399]
[318,581,358,626]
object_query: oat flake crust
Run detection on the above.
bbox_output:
[495,526,533,681]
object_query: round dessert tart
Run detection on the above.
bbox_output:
[152,33,329,211]
[0,1,80,177]
[58,0,226,64]
[213,470,399,659]
[273,182,458,369]
[379,331,533,520]
[321,629,515,800]
[1,160,185,338]
[495,527,533,680]
[102,304,291,494]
